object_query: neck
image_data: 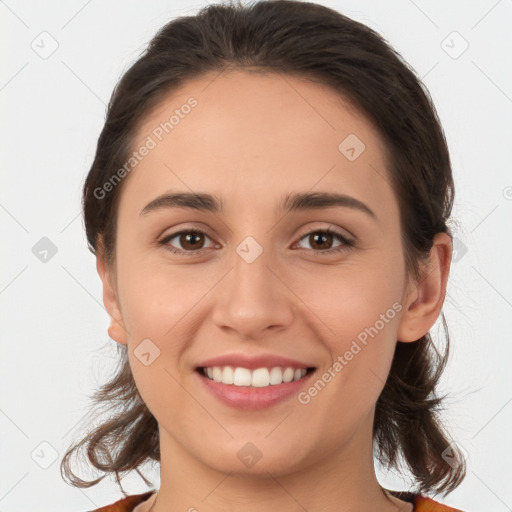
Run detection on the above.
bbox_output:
[148,420,412,512]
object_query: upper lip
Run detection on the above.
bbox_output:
[197,353,316,370]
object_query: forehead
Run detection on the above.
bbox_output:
[121,69,395,220]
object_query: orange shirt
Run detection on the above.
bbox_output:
[87,490,466,511]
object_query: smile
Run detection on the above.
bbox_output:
[200,366,314,387]
[196,366,317,410]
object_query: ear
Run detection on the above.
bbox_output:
[397,232,452,342]
[96,239,128,346]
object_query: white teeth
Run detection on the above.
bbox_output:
[269,367,283,385]
[282,367,295,383]
[202,366,309,387]
[212,367,222,383]
[233,367,252,386]
[251,368,270,387]
[222,366,234,385]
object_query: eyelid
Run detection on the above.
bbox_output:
[294,223,354,243]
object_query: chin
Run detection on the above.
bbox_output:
[197,441,311,478]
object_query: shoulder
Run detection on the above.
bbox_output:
[387,489,466,512]
[414,494,466,512]
[86,491,156,512]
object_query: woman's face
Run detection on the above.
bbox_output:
[100,69,420,476]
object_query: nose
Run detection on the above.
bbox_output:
[211,243,296,340]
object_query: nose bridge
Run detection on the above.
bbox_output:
[234,236,272,296]
[231,233,278,307]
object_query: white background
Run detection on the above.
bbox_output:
[1,1,511,511]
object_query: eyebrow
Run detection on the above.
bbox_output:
[139,191,376,220]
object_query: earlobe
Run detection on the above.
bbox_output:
[107,319,128,346]
[397,232,452,343]
[95,242,128,346]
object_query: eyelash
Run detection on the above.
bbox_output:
[157,227,355,256]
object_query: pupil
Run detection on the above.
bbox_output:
[183,233,202,249]
[312,233,331,249]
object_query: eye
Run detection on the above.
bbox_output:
[295,227,354,254]
[158,229,216,255]
[158,227,354,256]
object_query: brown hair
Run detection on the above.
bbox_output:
[61,0,466,498]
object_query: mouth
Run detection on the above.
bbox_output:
[195,365,317,410]
[194,353,318,410]
[196,365,316,387]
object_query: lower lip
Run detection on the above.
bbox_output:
[196,369,316,410]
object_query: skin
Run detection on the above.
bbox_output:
[97,69,452,512]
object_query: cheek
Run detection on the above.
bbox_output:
[116,243,207,334]
[292,255,403,397]
[116,256,218,406]
[289,253,404,339]
[120,267,197,418]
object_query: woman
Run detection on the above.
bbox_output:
[61,1,468,510]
